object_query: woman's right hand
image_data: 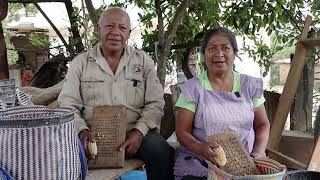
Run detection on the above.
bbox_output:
[199,141,220,164]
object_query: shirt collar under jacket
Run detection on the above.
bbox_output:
[199,71,240,92]
[87,43,132,77]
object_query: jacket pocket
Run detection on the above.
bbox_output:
[126,79,145,107]
[80,77,104,106]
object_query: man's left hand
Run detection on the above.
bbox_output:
[118,129,144,157]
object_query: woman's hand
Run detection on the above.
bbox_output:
[250,151,266,158]
[199,141,220,164]
[176,108,219,164]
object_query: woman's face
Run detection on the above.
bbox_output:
[204,32,235,74]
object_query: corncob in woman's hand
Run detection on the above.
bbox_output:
[88,141,98,159]
[212,145,227,166]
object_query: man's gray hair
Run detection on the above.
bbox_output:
[98,7,131,27]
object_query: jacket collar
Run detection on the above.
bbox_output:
[88,43,133,77]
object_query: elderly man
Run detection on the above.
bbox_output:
[58,7,174,180]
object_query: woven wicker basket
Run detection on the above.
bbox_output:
[0,106,81,180]
[208,158,286,180]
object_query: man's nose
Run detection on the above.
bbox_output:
[110,26,120,34]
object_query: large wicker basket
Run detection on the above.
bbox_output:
[208,158,286,180]
[0,106,81,180]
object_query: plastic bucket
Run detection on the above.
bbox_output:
[284,170,320,180]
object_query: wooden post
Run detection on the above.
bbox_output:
[308,137,320,171]
[0,0,9,80]
[267,16,313,150]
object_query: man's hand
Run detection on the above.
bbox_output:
[79,129,96,159]
[118,129,143,157]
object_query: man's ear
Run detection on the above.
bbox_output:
[96,24,100,32]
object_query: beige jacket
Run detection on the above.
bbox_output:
[58,44,164,136]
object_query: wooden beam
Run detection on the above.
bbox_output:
[308,136,320,172]
[279,130,314,164]
[0,0,9,80]
[8,0,65,3]
[266,148,307,170]
[267,15,313,150]
[300,38,320,48]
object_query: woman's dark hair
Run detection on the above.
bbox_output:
[201,27,238,54]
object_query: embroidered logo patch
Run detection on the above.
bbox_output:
[132,64,142,74]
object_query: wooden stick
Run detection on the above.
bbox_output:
[266,149,307,170]
[267,15,313,150]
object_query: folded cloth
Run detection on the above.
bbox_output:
[0,167,14,180]
[79,138,88,180]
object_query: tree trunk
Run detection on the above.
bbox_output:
[84,0,98,32]
[65,0,84,54]
[156,51,167,86]
[181,48,194,79]
[155,0,190,86]
[0,0,9,80]
[290,58,314,131]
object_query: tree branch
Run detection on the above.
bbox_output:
[274,0,302,31]
[143,40,201,52]
[8,0,65,3]
[155,0,164,49]
[164,0,190,51]
[84,0,98,31]
[65,0,84,54]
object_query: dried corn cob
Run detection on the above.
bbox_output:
[212,145,227,166]
[88,141,98,159]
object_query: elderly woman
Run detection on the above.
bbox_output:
[174,27,270,180]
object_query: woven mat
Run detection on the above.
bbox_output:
[206,131,258,176]
[88,105,127,169]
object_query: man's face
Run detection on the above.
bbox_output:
[97,10,131,53]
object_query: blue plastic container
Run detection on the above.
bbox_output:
[116,170,147,180]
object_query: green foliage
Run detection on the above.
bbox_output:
[221,0,315,76]
[269,64,280,87]
[28,32,50,49]
[7,3,38,23]
[5,35,19,65]
[79,0,318,78]
[129,0,221,74]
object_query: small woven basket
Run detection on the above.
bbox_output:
[207,158,286,180]
[0,105,81,180]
